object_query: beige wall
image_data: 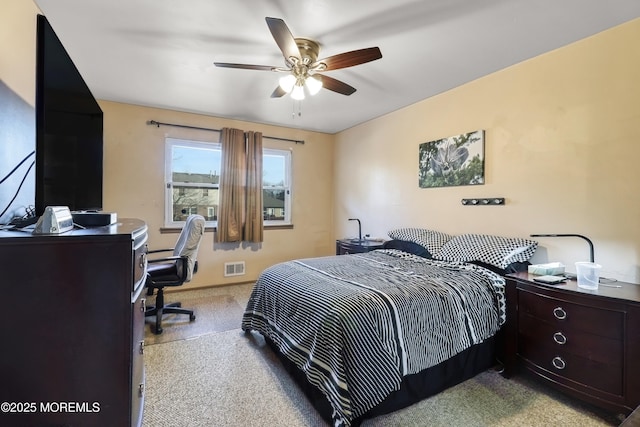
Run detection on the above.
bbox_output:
[4,1,639,284]
[100,101,335,289]
[335,18,640,283]
[0,0,39,105]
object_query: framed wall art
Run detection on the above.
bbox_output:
[418,130,485,188]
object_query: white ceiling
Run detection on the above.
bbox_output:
[34,0,640,134]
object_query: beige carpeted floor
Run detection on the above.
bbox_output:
[143,283,252,345]
[142,284,624,427]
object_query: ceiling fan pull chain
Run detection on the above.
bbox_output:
[290,100,302,118]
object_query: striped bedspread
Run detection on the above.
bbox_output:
[241,250,506,427]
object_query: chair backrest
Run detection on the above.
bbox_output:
[173,214,206,281]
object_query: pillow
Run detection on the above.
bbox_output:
[468,260,531,276]
[387,228,453,255]
[435,234,538,269]
[383,239,432,258]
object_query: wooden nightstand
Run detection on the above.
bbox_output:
[503,272,640,416]
[336,239,385,255]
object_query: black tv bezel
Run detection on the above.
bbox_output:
[35,14,104,217]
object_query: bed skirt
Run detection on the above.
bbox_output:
[265,334,498,426]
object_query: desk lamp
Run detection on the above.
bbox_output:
[530,233,594,263]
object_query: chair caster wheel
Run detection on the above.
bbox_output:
[190,314,196,321]
[152,326,163,335]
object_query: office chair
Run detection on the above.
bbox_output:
[145,214,205,334]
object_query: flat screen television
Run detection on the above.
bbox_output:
[35,14,103,217]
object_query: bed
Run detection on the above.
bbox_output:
[241,229,537,427]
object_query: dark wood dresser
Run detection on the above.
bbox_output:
[336,239,385,255]
[503,272,640,416]
[0,219,148,427]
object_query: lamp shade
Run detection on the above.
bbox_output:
[278,74,296,93]
[306,75,323,95]
[291,84,305,100]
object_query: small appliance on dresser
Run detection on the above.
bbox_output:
[502,272,640,418]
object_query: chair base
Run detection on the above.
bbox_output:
[145,288,196,335]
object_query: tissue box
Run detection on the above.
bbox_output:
[528,262,565,276]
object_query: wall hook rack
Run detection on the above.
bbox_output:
[461,198,505,206]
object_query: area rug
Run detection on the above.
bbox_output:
[143,286,249,345]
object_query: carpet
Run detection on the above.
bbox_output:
[143,328,622,427]
[143,284,252,345]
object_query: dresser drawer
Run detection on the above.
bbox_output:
[518,288,623,340]
[131,285,146,427]
[132,233,148,292]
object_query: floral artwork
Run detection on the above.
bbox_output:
[418,130,485,188]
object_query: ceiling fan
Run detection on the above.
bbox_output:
[214,17,382,100]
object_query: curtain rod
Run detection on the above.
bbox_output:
[146,120,304,144]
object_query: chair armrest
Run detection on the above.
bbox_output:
[147,255,189,283]
[147,248,175,254]
[147,255,186,264]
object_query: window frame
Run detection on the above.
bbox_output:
[165,138,221,228]
[164,137,292,229]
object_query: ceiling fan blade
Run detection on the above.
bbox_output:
[214,62,277,71]
[316,75,356,96]
[265,17,300,64]
[271,86,287,98]
[315,47,382,71]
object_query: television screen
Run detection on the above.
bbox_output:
[35,14,103,216]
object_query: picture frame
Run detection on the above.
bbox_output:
[418,130,485,188]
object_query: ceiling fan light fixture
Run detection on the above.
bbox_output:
[278,74,296,93]
[305,75,323,95]
[291,83,305,100]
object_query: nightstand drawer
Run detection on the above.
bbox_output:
[519,337,624,395]
[518,312,622,365]
[518,289,623,340]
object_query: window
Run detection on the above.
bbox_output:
[165,138,292,228]
[263,148,291,226]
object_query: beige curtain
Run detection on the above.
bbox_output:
[217,127,246,242]
[244,131,263,242]
[217,128,264,243]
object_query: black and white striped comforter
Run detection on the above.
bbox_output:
[241,250,506,427]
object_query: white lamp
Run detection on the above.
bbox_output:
[305,75,323,95]
[278,74,296,93]
[291,83,305,100]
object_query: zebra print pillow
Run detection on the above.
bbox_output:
[387,228,453,255]
[434,234,538,269]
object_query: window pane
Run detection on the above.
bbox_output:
[172,145,221,177]
[263,189,285,220]
[171,185,218,222]
[263,153,285,187]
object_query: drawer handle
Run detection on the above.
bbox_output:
[139,252,147,269]
[138,383,145,397]
[553,332,567,345]
[141,298,146,312]
[552,356,566,370]
[139,340,145,355]
[553,307,567,320]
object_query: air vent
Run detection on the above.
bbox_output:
[224,261,245,277]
